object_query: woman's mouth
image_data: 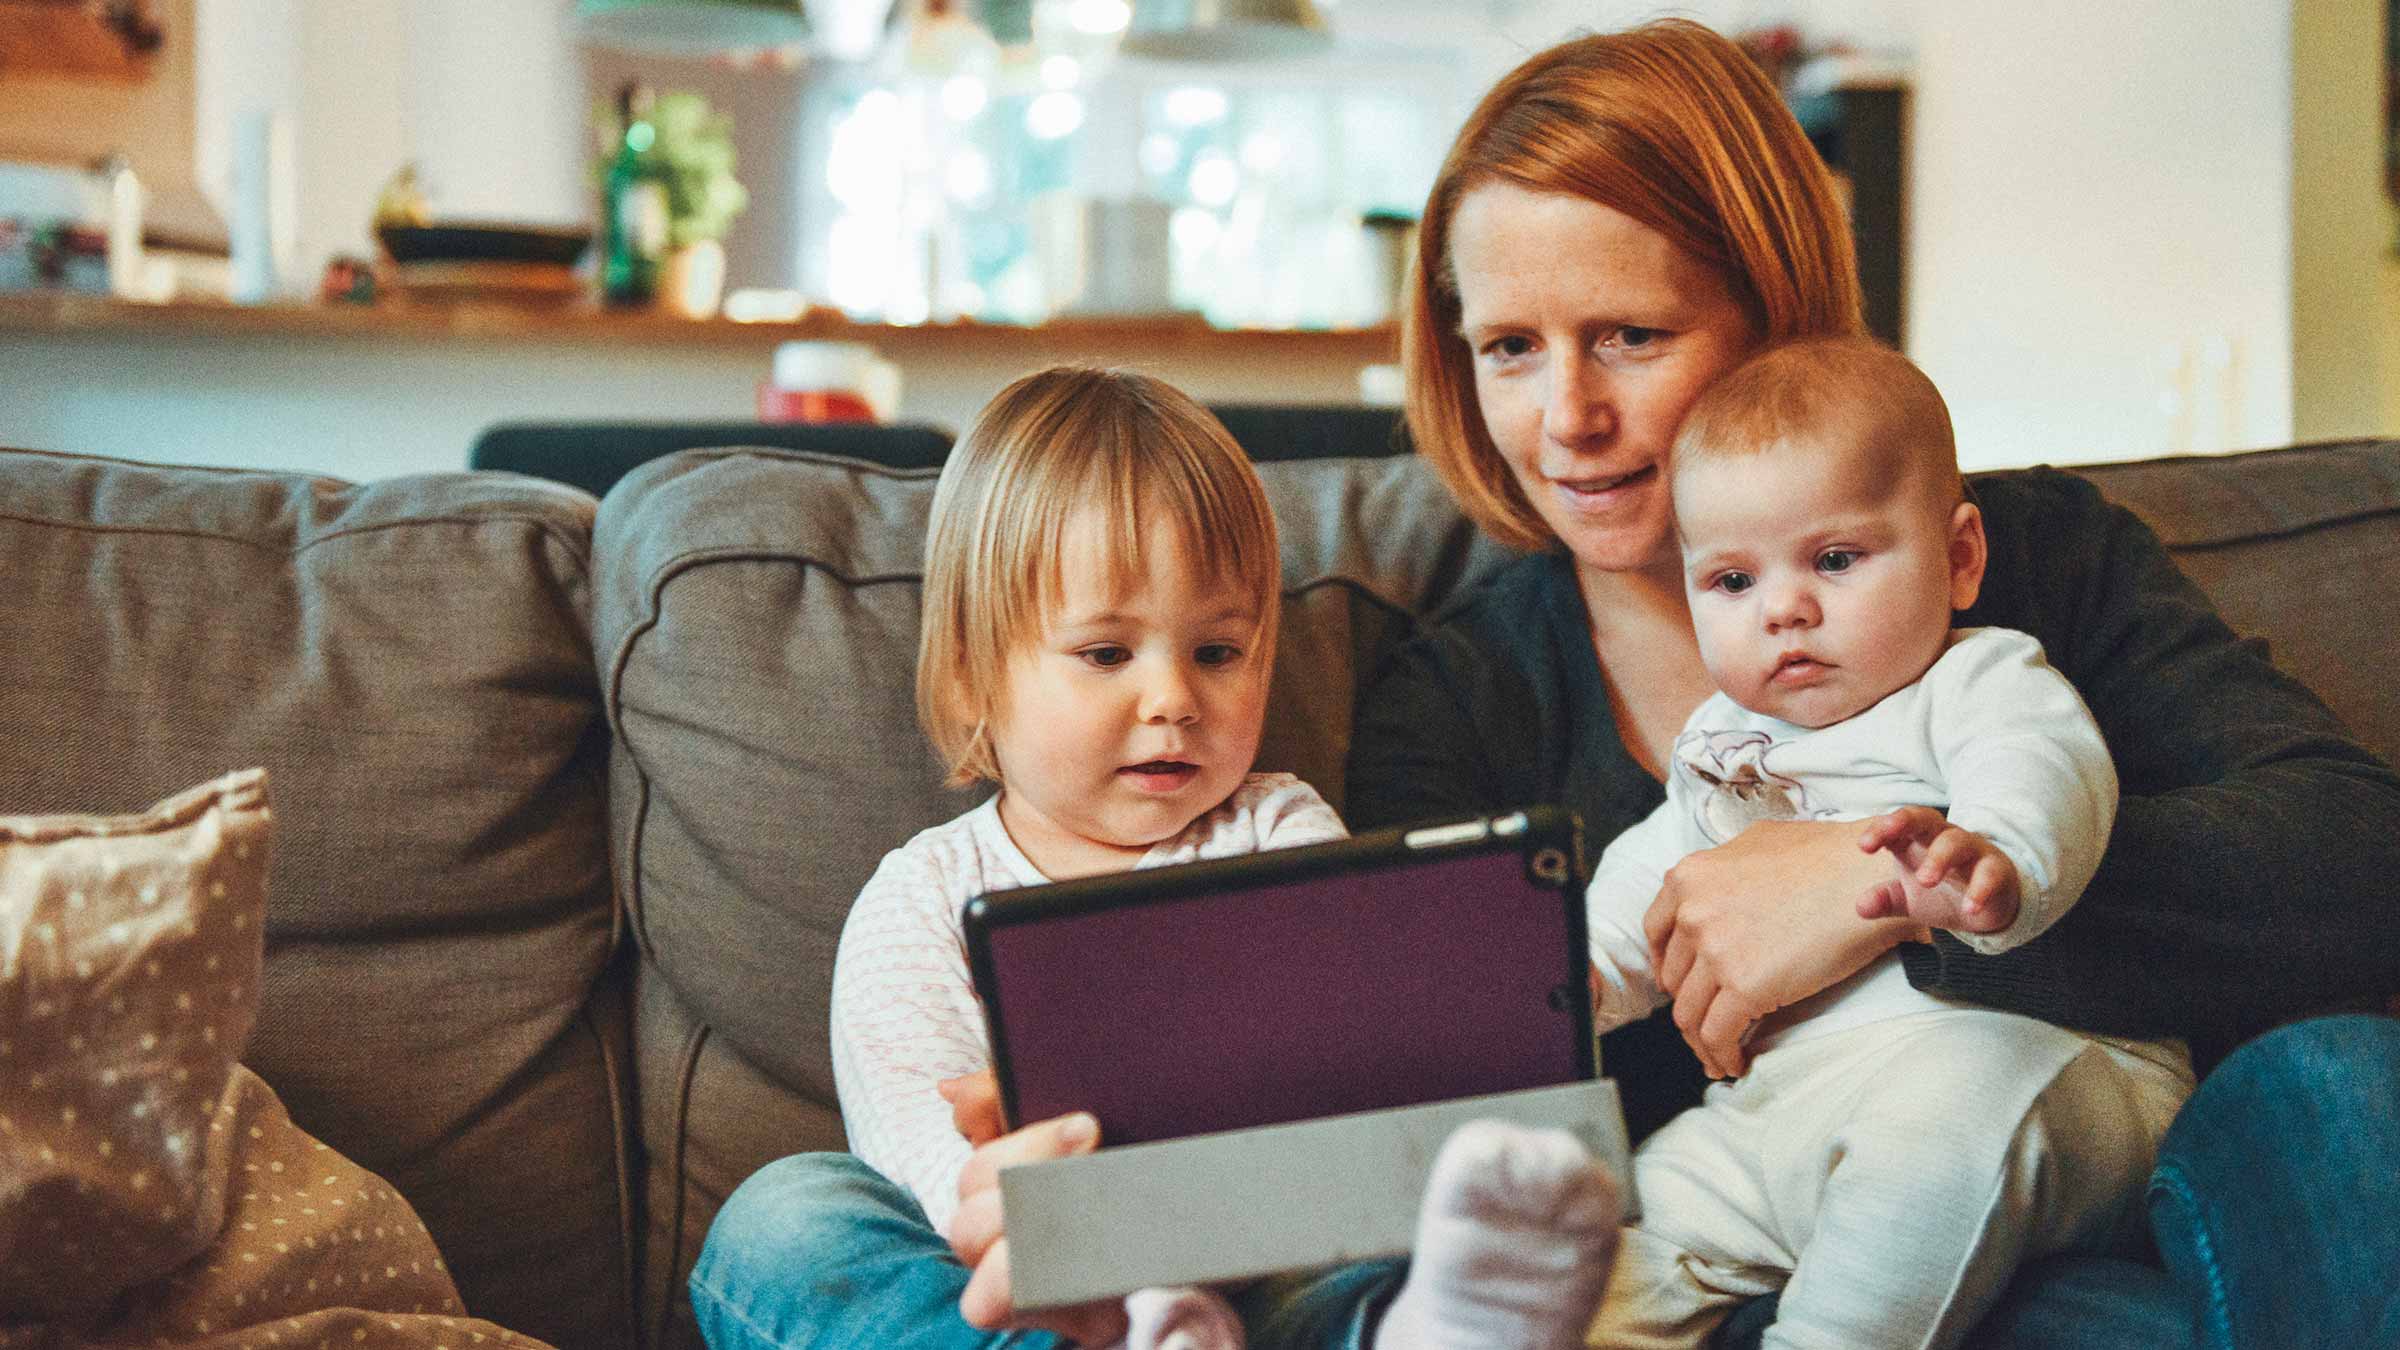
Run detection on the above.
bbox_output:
[1551,464,1655,509]
[1119,760,1200,792]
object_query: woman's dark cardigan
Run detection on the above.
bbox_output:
[1344,467,2400,1144]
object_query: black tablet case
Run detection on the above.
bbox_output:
[965,806,1593,1146]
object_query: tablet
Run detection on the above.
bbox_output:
[963,805,1594,1146]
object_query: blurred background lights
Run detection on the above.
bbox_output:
[1041,55,1083,88]
[1162,85,1229,127]
[1187,150,1238,207]
[1026,90,1086,140]
[940,74,989,120]
[1138,131,1181,177]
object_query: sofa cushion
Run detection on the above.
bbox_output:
[592,446,1507,1345]
[2,769,273,1321]
[0,767,550,1349]
[0,448,632,1350]
[2073,439,2400,767]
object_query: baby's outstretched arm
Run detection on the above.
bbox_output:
[1855,805,2020,935]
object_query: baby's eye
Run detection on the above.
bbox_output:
[1817,549,1861,575]
[1711,571,1755,596]
[1195,642,1243,667]
[1080,645,1132,669]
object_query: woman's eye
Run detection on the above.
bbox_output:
[1617,326,1663,348]
[1817,549,1861,575]
[1196,643,1242,667]
[1713,572,1755,595]
[1481,334,1534,361]
[1081,646,1131,669]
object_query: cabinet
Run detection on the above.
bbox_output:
[1793,78,1906,347]
[0,1,164,81]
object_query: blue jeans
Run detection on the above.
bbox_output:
[693,1015,2400,1349]
[688,1149,1404,1349]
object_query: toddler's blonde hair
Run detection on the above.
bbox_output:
[916,366,1281,788]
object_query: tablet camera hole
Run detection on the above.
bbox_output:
[1530,847,1571,886]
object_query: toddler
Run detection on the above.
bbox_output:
[1580,337,2196,1350]
[826,366,1622,1350]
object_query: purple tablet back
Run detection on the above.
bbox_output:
[979,846,1587,1145]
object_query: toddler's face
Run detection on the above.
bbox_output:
[988,509,1270,879]
[1675,438,1981,728]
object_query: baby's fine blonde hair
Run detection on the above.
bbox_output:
[1672,335,1963,505]
[916,366,1281,787]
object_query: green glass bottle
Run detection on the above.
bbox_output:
[601,83,669,306]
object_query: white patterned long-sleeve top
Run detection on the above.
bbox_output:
[828,771,1347,1237]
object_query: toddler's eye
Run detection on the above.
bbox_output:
[1081,645,1131,669]
[1196,642,1243,667]
[1712,572,1754,596]
[1817,549,1861,575]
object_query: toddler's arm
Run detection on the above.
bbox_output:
[828,847,991,1235]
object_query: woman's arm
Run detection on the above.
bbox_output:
[1906,470,2400,1049]
[1343,625,1527,830]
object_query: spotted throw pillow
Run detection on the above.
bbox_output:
[0,770,545,1348]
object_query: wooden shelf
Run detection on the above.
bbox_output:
[0,1,163,81]
[0,291,1399,359]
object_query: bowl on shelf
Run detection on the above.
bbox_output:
[375,222,591,267]
[378,222,591,308]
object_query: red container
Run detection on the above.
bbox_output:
[756,382,877,424]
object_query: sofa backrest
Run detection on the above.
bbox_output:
[0,448,634,1350]
[591,447,1510,1347]
[2074,439,2400,767]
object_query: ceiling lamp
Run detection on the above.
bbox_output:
[576,0,813,56]
[1120,0,1327,61]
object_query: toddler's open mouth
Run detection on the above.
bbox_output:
[1119,760,1200,792]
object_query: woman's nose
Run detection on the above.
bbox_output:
[1542,358,1615,447]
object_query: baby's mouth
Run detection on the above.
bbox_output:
[1772,654,1830,684]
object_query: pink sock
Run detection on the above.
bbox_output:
[1375,1119,1623,1350]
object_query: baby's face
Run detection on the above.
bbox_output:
[1674,436,1981,728]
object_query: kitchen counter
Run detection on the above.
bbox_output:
[0,292,1396,359]
[0,293,1400,482]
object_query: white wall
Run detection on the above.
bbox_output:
[1906,2,2294,466]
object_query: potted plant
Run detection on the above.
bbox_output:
[597,88,749,317]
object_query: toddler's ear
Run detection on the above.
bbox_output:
[1947,501,1988,611]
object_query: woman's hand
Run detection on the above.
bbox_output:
[1643,817,1929,1078]
[939,1075,1124,1345]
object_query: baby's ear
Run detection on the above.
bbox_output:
[1947,500,1988,611]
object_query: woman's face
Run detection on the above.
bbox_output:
[1448,183,1759,575]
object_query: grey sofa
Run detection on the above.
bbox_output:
[3,435,2394,1349]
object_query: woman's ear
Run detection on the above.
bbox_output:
[1948,500,1988,611]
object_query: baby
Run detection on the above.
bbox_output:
[824,365,1621,1350]
[1580,337,2197,1350]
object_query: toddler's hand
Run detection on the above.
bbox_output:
[938,1070,1005,1147]
[1855,806,2020,935]
[951,1110,1124,1345]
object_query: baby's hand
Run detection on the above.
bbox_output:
[1854,806,2020,935]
